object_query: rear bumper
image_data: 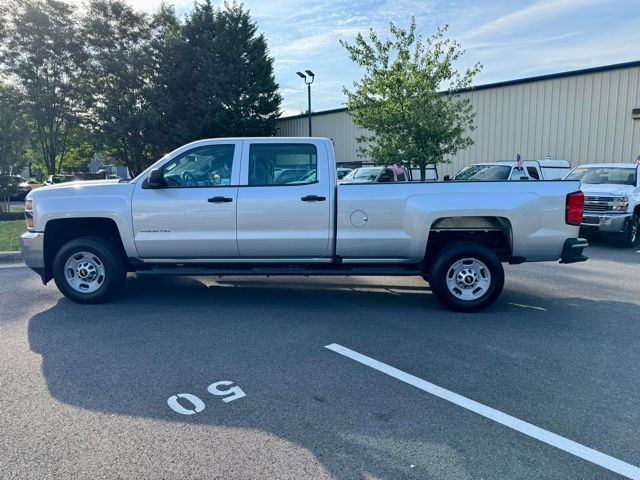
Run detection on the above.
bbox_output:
[581,212,631,233]
[20,232,45,279]
[559,238,589,264]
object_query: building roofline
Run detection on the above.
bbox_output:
[279,60,640,121]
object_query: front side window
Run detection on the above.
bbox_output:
[510,168,529,180]
[161,144,235,188]
[248,143,317,186]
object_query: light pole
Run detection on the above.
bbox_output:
[296,70,315,136]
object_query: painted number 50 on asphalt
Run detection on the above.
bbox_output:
[167,381,246,415]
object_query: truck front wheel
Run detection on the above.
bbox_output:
[623,213,639,248]
[52,236,126,304]
[428,242,504,312]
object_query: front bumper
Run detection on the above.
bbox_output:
[20,232,45,279]
[580,212,631,233]
[559,238,589,264]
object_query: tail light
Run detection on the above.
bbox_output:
[566,191,584,226]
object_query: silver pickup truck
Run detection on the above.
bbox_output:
[20,137,588,312]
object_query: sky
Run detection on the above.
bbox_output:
[128,0,640,117]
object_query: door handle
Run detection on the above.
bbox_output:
[208,196,233,203]
[301,195,326,202]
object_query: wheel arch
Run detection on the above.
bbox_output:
[423,216,513,272]
[43,218,127,283]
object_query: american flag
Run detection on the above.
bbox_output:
[516,153,524,169]
[635,153,640,165]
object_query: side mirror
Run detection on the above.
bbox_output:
[147,168,165,188]
[443,175,451,181]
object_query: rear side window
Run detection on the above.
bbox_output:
[526,167,540,179]
[249,143,317,186]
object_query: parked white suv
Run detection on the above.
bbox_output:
[565,163,640,247]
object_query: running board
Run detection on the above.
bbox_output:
[135,264,423,277]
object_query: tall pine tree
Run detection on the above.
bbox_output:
[176,0,281,142]
[213,2,282,137]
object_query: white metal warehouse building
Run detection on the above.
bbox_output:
[276,61,640,178]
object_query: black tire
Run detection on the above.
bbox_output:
[52,236,126,304]
[623,213,639,248]
[427,242,504,312]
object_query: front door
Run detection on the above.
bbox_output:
[236,141,331,258]
[132,141,241,259]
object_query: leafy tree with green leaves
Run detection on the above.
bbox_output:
[176,0,281,143]
[341,19,481,180]
[212,2,282,137]
[0,83,28,174]
[145,2,189,156]
[0,0,85,175]
[80,0,154,176]
[0,83,29,210]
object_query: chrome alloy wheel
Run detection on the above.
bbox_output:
[64,251,106,294]
[445,257,492,301]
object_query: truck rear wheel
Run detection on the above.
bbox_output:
[428,242,504,312]
[52,236,126,304]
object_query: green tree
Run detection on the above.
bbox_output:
[81,0,153,176]
[0,83,28,174]
[213,2,282,137]
[176,0,281,143]
[145,2,188,156]
[0,0,85,175]
[341,19,481,180]
[0,83,29,210]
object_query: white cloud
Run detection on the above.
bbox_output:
[464,0,606,39]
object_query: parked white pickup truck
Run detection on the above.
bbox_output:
[565,163,640,247]
[20,137,588,311]
[452,160,571,181]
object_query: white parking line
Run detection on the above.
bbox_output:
[0,263,25,269]
[325,343,640,480]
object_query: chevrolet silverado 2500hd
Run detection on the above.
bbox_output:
[565,163,640,247]
[20,137,588,311]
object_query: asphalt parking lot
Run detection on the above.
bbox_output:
[0,239,639,479]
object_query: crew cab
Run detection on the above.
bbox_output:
[565,163,640,247]
[453,160,571,181]
[20,137,588,312]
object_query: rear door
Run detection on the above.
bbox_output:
[236,141,331,258]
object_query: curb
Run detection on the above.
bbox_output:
[0,251,23,264]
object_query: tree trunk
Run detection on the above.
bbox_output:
[420,164,426,181]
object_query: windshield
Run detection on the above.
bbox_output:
[454,165,511,181]
[565,167,637,185]
[344,168,381,181]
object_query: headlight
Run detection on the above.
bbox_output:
[609,196,628,211]
[611,204,628,211]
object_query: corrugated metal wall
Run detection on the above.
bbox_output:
[277,65,640,178]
